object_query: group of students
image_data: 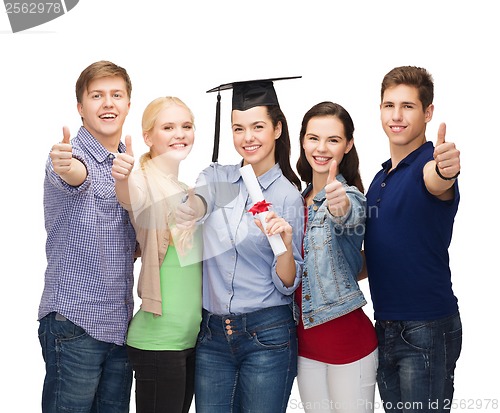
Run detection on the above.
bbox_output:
[38,60,462,413]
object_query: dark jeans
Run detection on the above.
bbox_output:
[195,305,297,413]
[375,312,462,413]
[126,345,195,413]
[38,312,132,413]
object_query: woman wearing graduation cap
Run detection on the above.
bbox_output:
[176,77,304,413]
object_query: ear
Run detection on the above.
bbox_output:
[424,103,434,123]
[143,132,153,148]
[345,138,354,154]
[77,102,83,118]
[274,121,282,140]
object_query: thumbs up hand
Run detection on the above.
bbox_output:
[50,126,74,176]
[112,135,135,181]
[325,159,350,217]
[433,123,460,179]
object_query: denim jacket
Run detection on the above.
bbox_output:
[301,174,367,328]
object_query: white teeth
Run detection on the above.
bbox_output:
[100,114,116,119]
[171,144,186,148]
[245,145,259,151]
[314,157,330,162]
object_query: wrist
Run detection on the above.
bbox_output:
[435,163,460,181]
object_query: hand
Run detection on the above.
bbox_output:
[254,210,293,247]
[50,126,73,176]
[325,160,349,216]
[112,135,134,181]
[175,188,198,230]
[433,123,460,179]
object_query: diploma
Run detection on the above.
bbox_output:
[240,164,287,256]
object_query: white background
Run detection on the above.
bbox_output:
[1,0,498,411]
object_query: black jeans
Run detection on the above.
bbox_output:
[126,345,195,413]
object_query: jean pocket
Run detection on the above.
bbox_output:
[251,324,293,349]
[401,321,432,351]
[50,316,88,341]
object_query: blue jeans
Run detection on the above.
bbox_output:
[195,305,298,413]
[38,312,132,413]
[375,312,462,413]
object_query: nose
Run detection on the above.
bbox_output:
[317,139,327,152]
[244,129,254,142]
[391,107,403,121]
[175,127,186,139]
[103,93,113,108]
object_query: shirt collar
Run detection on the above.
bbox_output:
[382,141,433,173]
[77,126,126,163]
[225,161,282,189]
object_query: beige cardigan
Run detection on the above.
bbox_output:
[118,160,189,316]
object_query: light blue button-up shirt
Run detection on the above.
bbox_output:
[195,162,304,315]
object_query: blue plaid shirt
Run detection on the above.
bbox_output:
[39,127,136,345]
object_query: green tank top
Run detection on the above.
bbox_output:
[126,245,202,350]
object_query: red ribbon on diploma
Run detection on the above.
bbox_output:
[248,200,272,215]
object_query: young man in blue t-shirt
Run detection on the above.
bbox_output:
[364,65,462,413]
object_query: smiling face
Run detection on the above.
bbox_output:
[231,106,281,176]
[77,76,130,146]
[143,104,194,162]
[380,84,433,154]
[302,115,353,183]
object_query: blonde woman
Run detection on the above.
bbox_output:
[112,96,201,413]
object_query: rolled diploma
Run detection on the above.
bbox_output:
[240,164,287,256]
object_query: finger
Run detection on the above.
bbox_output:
[436,122,446,147]
[125,135,134,156]
[326,159,338,185]
[62,126,71,144]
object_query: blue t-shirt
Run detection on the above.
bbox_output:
[364,142,459,321]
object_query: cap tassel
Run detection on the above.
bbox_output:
[211,91,221,163]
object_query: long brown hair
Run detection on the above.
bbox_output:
[267,105,302,190]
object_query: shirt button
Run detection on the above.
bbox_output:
[309,317,314,323]
[305,294,311,301]
[303,271,308,277]
[312,205,318,211]
[381,182,386,187]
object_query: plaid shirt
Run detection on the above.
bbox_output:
[39,127,136,345]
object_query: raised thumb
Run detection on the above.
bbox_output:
[125,135,134,156]
[62,126,71,144]
[327,159,338,184]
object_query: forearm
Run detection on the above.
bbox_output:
[58,158,87,187]
[275,249,297,287]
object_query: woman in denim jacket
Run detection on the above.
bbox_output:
[295,102,378,413]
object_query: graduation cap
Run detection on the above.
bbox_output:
[206,76,301,163]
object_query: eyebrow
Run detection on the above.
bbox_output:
[87,89,126,95]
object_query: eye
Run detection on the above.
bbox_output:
[113,93,123,99]
[92,93,102,99]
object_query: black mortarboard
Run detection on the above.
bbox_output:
[206,76,301,163]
